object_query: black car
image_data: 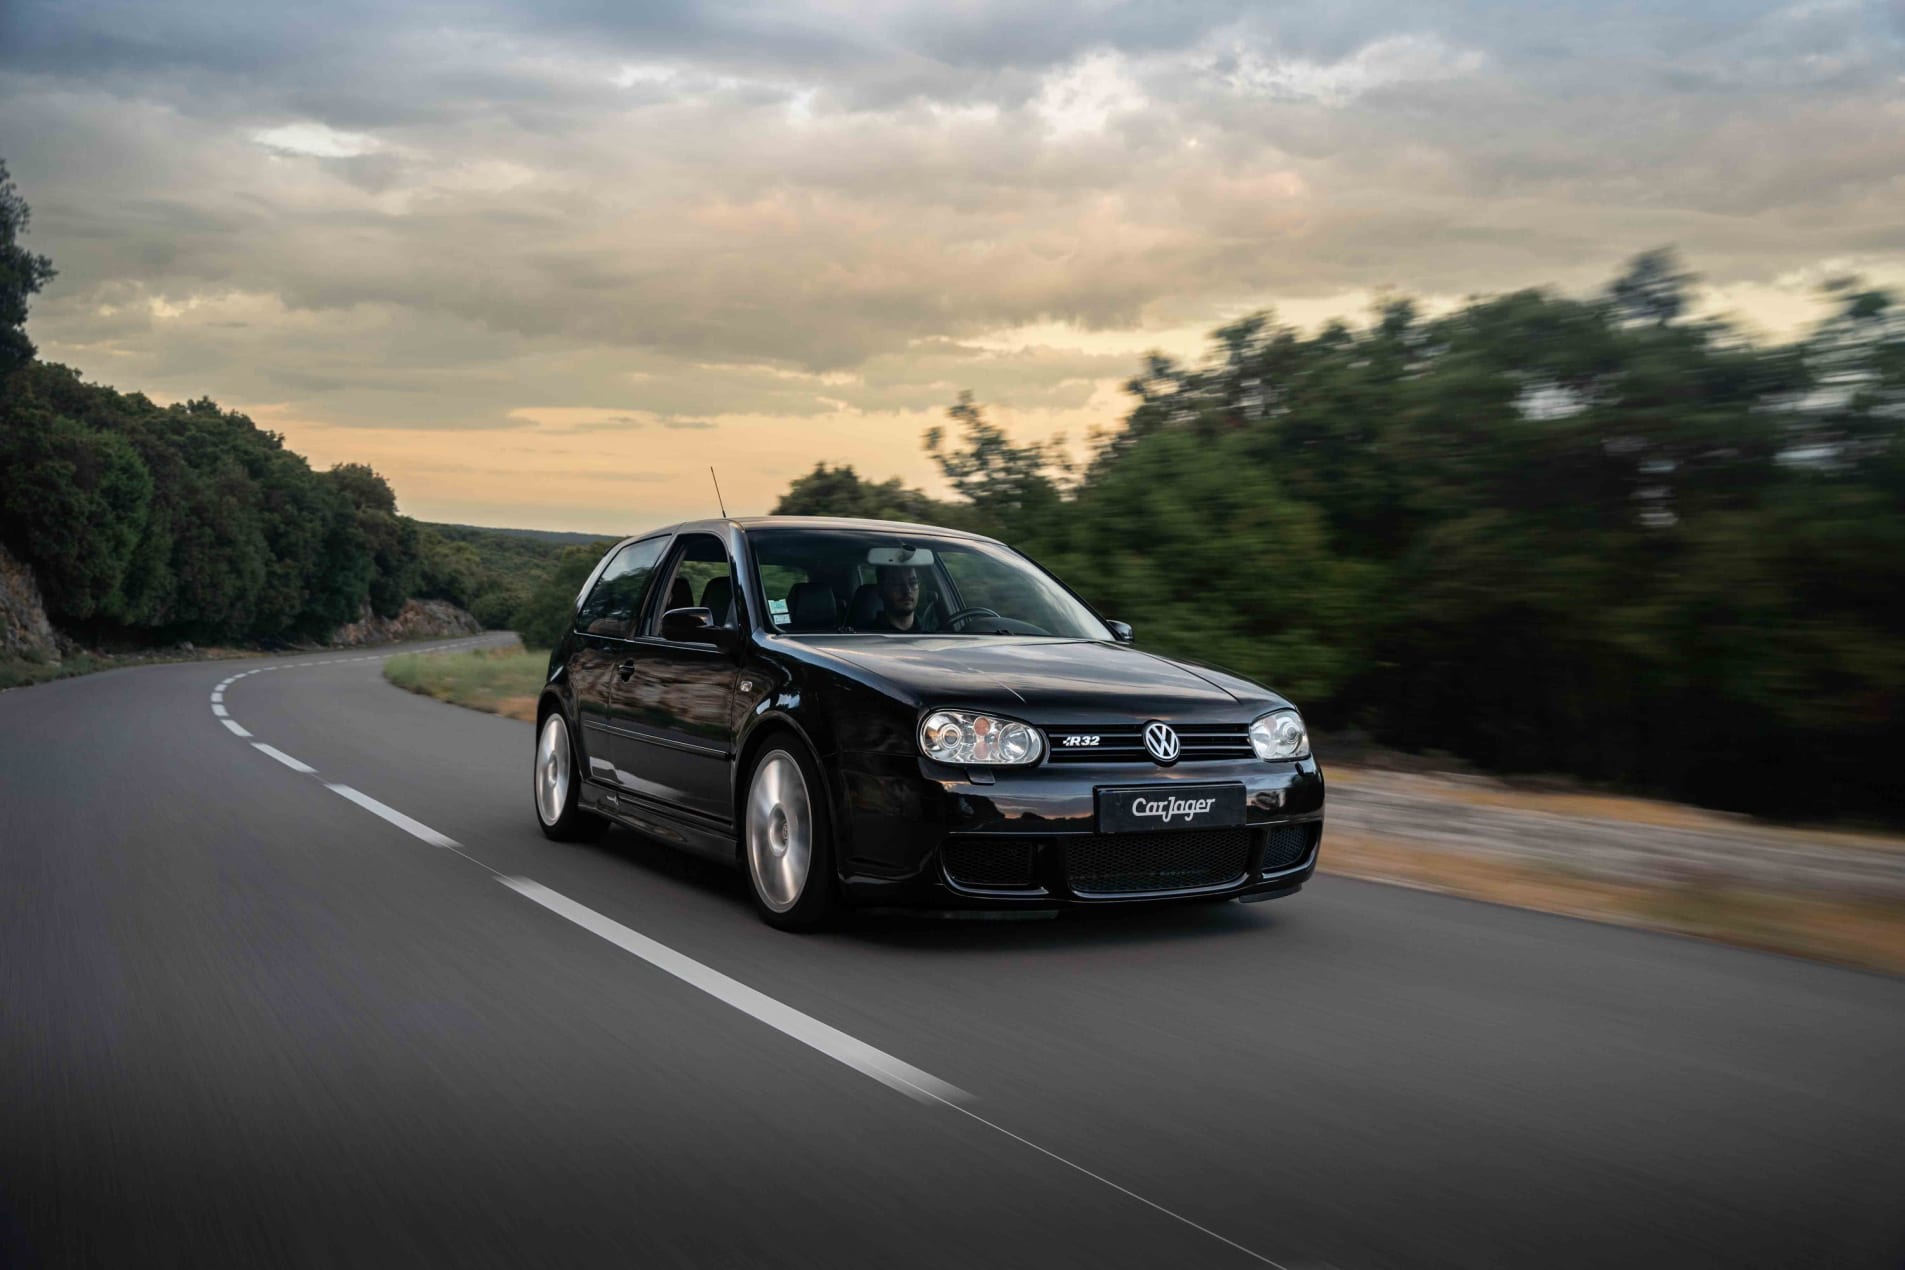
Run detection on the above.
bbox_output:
[532,516,1324,929]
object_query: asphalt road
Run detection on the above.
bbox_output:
[4,638,1902,1269]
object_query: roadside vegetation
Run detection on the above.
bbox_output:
[0,649,110,691]
[384,645,543,722]
[0,159,608,670]
[781,251,1905,828]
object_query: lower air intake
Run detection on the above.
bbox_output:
[1064,828,1251,896]
[941,837,1039,889]
[1262,824,1313,872]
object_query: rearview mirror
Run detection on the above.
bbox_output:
[660,606,737,649]
[1106,620,1134,644]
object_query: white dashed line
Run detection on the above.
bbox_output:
[326,783,460,849]
[251,742,315,774]
[222,718,252,738]
[211,703,229,717]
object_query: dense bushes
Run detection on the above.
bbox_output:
[0,363,420,643]
[779,254,1905,823]
[0,359,623,652]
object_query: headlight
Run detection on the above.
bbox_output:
[1249,710,1309,761]
[919,710,1044,766]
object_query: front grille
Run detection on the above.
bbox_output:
[1044,723,1254,764]
[1262,823,1313,872]
[1064,828,1251,895]
[942,837,1039,889]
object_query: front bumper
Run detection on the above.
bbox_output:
[833,751,1324,909]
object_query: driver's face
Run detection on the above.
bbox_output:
[879,567,920,616]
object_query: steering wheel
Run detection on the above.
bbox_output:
[941,606,1003,631]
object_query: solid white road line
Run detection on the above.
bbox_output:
[251,742,315,774]
[221,718,252,738]
[495,878,1280,1261]
[499,877,971,1107]
[326,783,460,849]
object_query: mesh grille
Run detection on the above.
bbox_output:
[941,838,1039,889]
[1064,828,1251,895]
[1262,824,1312,872]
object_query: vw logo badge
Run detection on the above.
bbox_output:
[1143,721,1181,764]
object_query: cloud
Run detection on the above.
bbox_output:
[1215,34,1486,106]
[252,122,384,158]
[4,0,1901,527]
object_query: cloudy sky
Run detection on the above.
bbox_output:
[4,0,1902,533]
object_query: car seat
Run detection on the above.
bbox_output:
[700,576,733,626]
[785,581,840,631]
[848,583,882,629]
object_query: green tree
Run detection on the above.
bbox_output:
[324,463,419,618]
[512,544,608,650]
[415,525,483,608]
[0,158,57,379]
[773,463,956,524]
[923,391,1068,543]
[0,397,151,619]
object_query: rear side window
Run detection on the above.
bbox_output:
[575,538,667,638]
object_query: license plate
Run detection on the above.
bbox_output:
[1097,784,1245,833]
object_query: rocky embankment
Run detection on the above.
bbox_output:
[330,598,483,647]
[0,541,62,663]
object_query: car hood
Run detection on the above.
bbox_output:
[783,636,1287,722]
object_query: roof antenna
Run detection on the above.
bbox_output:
[709,466,729,518]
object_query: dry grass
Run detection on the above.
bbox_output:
[384,646,542,722]
[1327,765,1905,856]
[1321,830,1905,976]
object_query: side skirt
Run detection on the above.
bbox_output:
[580,778,739,866]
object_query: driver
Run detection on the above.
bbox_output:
[868,565,936,632]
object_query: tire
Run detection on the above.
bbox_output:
[534,708,608,842]
[742,738,840,931]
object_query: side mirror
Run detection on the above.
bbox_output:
[1106,620,1135,644]
[660,606,738,650]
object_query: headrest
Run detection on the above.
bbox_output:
[849,582,883,629]
[700,575,733,626]
[667,576,693,612]
[786,581,838,630]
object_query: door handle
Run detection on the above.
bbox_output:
[615,659,636,681]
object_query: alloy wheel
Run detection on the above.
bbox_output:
[746,751,812,912]
[535,713,571,827]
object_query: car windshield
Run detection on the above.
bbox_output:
[747,526,1111,639]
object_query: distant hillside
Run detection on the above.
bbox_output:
[427,523,619,548]
[415,522,617,631]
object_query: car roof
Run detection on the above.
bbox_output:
[625,515,1000,546]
